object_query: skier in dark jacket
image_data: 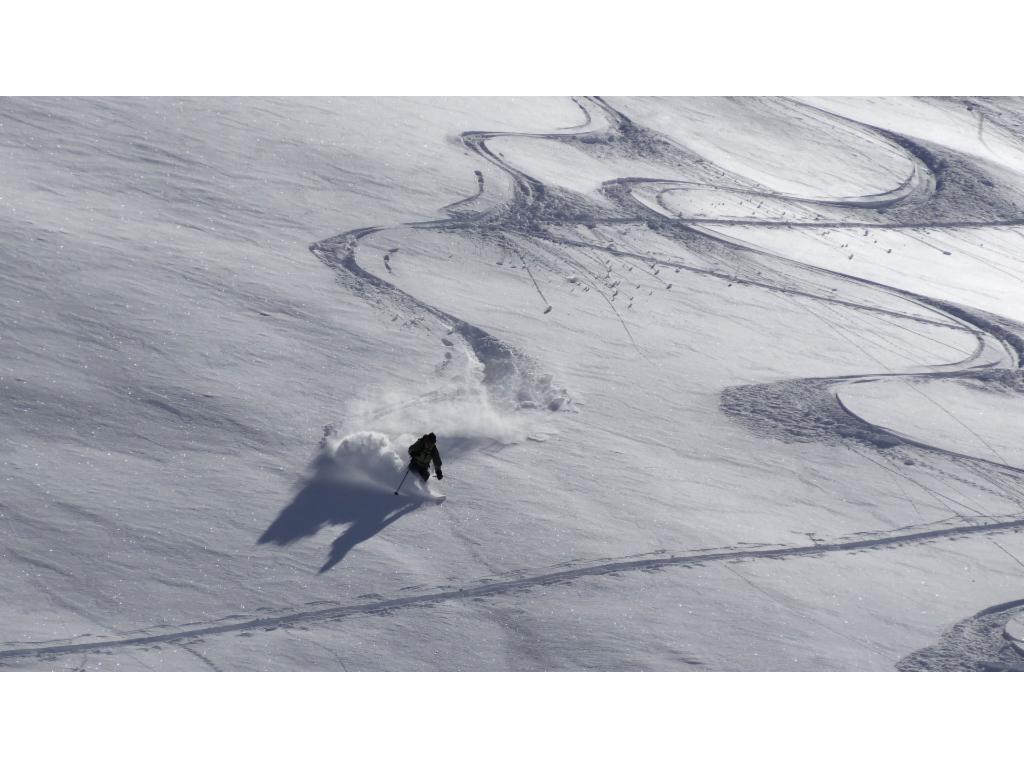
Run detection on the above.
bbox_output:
[408,432,443,483]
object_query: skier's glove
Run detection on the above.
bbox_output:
[436,469,443,480]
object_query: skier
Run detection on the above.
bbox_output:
[408,432,443,483]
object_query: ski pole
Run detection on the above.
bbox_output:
[394,466,411,495]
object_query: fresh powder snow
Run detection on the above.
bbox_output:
[2,96,1023,671]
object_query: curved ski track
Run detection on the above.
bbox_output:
[896,597,1024,671]
[5,97,1024,667]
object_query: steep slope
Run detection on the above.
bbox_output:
[2,97,1023,670]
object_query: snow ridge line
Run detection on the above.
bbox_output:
[3,515,1024,662]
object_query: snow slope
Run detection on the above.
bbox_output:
[2,96,1023,670]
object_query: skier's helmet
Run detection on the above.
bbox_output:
[427,432,436,442]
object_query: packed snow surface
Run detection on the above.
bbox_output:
[2,96,1024,670]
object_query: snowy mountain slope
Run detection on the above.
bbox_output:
[2,96,1023,670]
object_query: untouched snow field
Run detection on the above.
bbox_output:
[2,96,1024,671]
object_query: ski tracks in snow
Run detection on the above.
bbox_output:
[896,597,1024,671]
[299,98,1024,669]
[8,98,1022,668]
[3,511,1024,663]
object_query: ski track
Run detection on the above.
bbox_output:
[8,97,1024,668]
[896,597,1024,671]
[3,513,1024,663]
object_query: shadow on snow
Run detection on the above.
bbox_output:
[258,452,426,573]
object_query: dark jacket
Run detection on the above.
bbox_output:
[408,436,442,471]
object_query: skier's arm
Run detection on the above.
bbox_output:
[431,446,443,478]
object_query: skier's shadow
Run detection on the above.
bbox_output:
[258,453,424,573]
